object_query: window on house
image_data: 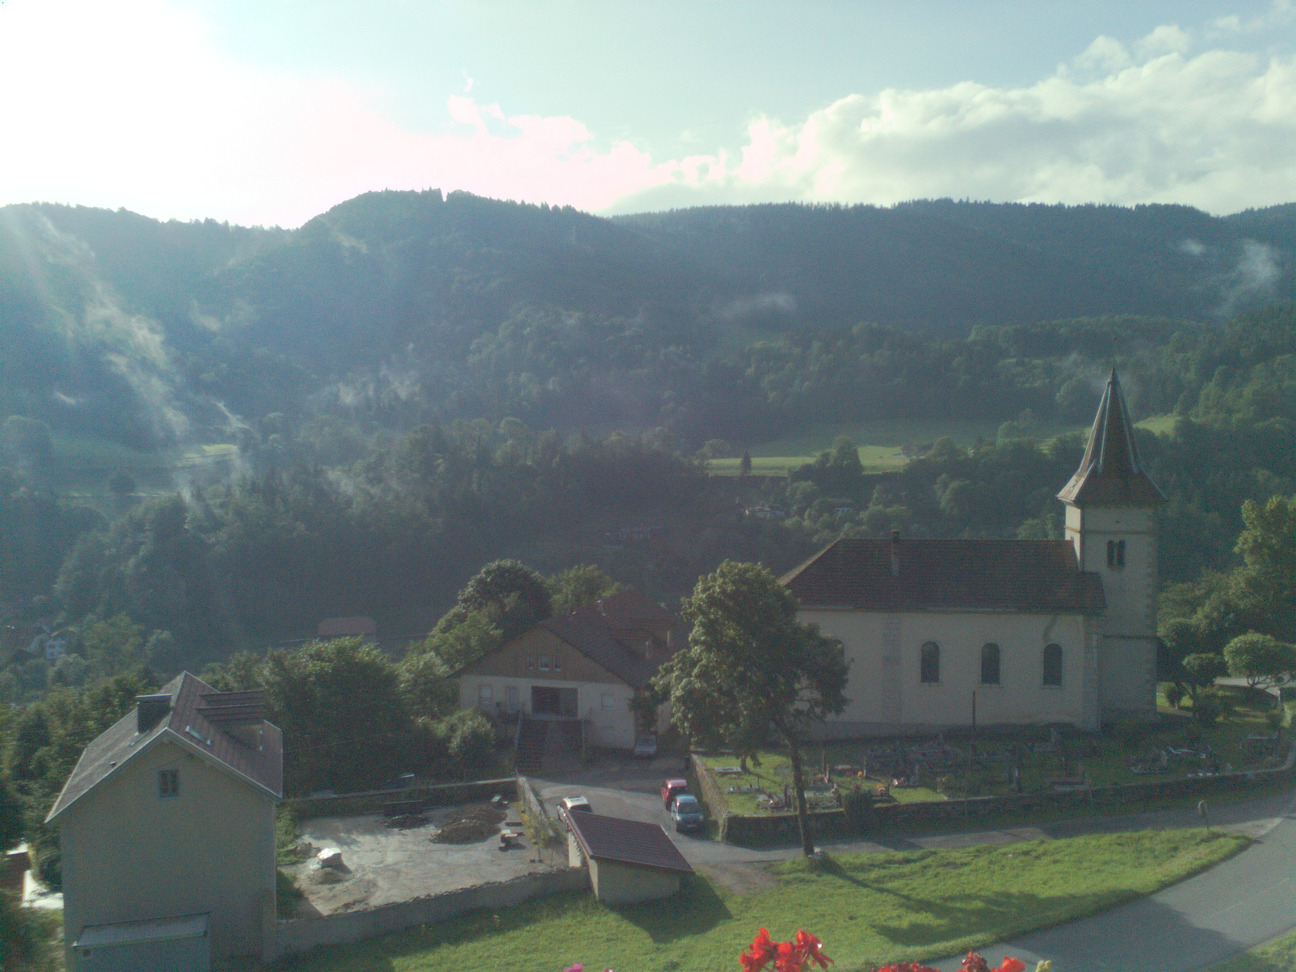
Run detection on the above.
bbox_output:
[478,684,493,706]
[526,654,535,670]
[1106,539,1126,568]
[552,656,562,672]
[1043,644,1063,687]
[158,768,179,799]
[539,655,550,671]
[980,643,1001,685]
[920,642,940,684]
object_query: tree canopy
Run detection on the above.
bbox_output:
[1223,632,1296,692]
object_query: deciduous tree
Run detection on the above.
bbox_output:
[1223,632,1296,692]
[652,560,846,856]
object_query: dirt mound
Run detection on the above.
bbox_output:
[432,805,505,844]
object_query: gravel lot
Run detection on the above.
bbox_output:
[288,803,559,915]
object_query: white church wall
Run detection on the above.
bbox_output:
[803,608,1096,730]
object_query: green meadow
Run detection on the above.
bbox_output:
[279,829,1247,972]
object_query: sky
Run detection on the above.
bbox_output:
[1,0,1294,228]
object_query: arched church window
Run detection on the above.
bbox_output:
[920,642,940,684]
[980,643,1001,685]
[1106,539,1126,568]
[1043,643,1063,687]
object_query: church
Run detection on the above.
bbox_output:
[781,370,1163,732]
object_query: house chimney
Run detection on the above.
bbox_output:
[890,530,901,577]
[136,694,171,734]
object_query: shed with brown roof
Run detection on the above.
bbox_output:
[564,811,693,904]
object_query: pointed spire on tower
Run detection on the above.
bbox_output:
[1057,369,1165,507]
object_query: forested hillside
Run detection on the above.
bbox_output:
[3,192,1293,450]
[0,191,1294,694]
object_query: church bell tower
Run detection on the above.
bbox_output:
[1057,369,1165,721]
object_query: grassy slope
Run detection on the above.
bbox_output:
[706,416,1170,479]
[278,830,1247,972]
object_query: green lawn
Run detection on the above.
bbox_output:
[1203,928,1296,972]
[277,829,1246,972]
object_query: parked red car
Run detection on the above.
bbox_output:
[661,778,689,808]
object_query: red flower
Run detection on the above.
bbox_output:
[741,928,778,972]
[794,930,834,969]
[993,960,1026,972]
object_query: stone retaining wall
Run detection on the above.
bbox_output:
[286,778,516,819]
[715,747,1296,847]
[267,867,588,961]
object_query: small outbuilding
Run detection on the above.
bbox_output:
[564,812,693,905]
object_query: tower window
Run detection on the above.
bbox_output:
[920,642,940,684]
[1043,644,1063,687]
[980,643,1001,685]
[1106,539,1126,568]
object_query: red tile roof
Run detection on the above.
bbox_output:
[781,537,1105,614]
[47,672,282,822]
[565,811,694,875]
[317,615,377,637]
[1057,369,1165,507]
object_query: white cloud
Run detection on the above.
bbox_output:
[0,0,1293,225]
[620,39,1296,216]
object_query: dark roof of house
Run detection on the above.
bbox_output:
[565,811,694,875]
[1057,369,1165,507]
[781,537,1106,614]
[539,614,659,688]
[47,672,282,823]
[574,588,676,626]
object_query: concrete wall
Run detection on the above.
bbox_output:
[588,858,680,904]
[59,739,275,965]
[288,778,514,820]
[268,868,588,961]
[802,608,1099,730]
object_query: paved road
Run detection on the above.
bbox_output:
[533,753,1296,972]
[926,786,1296,972]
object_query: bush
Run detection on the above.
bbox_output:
[1192,691,1224,727]
[1160,682,1185,709]
[840,783,874,831]
[439,709,497,771]
[0,890,59,971]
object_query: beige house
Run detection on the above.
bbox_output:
[47,672,283,970]
[783,370,1164,732]
[457,588,677,749]
[564,811,693,904]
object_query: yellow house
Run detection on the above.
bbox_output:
[783,370,1164,732]
[47,673,283,971]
